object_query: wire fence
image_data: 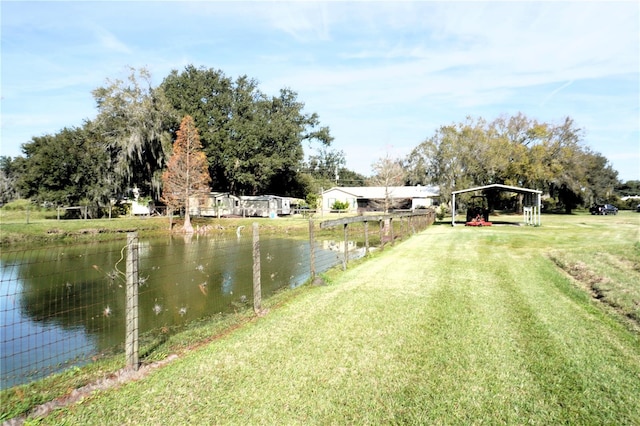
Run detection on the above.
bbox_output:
[1,211,434,394]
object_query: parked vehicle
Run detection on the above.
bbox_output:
[590,204,618,215]
[636,204,640,213]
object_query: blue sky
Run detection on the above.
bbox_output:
[2,1,639,181]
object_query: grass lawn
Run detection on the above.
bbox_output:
[10,212,640,424]
[0,209,319,246]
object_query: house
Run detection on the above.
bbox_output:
[130,199,151,215]
[189,192,241,217]
[239,195,291,218]
[321,186,440,213]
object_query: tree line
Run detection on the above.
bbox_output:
[0,66,359,213]
[404,113,625,213]
[0,65,633,214]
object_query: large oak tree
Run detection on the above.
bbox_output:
[160,65,332,196]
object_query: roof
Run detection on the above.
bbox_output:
[323,186,440,199]
[451,183,542,196]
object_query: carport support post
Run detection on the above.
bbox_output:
[537,192,542,226]
[451,193,456,226]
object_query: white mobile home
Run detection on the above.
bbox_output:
[189,192,241,217]
[239,195,292,217]
[240,195,278,218]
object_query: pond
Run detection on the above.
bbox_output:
[1,233,363,389]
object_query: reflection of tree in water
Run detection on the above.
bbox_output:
[10,236,327,362]
[16,244,125,339]
[18,273,126,357]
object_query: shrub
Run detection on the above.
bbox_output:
[331,200,349,211]
[1,199,35,211]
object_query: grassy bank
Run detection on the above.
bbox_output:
[9,212,637,424]
[0,209,320,246]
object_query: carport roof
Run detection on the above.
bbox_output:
[451,183,542,196]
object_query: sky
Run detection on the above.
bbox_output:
[1,1,639,182]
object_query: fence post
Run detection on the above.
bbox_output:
[125,232,139,370]
[379,219,384,250]
[343,223,348,270]
[364,221,369,255]
[309,219,316,280]
[252,223,262,314]
[390,218,395,246]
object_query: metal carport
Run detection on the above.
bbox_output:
[451,184,542,226]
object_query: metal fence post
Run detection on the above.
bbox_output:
[252,223,262,314]
[125,232,139,370]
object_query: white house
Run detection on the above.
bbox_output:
[321,186,440,213]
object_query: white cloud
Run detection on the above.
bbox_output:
[1,1,637,180]
[94,26,132,54]
[265,2,331,41]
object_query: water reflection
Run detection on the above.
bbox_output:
[1,235,363,388]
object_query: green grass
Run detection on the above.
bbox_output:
[7,212,640,424]
[0,209,318,246]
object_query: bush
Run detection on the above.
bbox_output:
[619,198,640,210]
[1,199,35,211]
[331,200,349,211]
[435,204,448,221]
[542,198,557,212]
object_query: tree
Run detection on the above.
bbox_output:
[406,123,475,204]
[15,127,110,210]
[160,65,333,196]
[580,150,619,205]
[0,156,20,205]
[406,113,614,213]
[161,116,211,233]
[92,67,176,199]
[370,153,406,213]
[615,180,640,197]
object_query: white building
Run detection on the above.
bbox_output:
[320,186,440,213]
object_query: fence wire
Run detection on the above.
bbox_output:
[1,244,124,389]
[1,212,434,392]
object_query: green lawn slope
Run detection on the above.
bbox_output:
[12,213,640,424]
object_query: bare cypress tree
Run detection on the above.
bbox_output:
[161,116,211,233]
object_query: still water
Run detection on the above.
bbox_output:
[1,234,358,389]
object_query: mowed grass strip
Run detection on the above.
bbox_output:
[35,219,640,424]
